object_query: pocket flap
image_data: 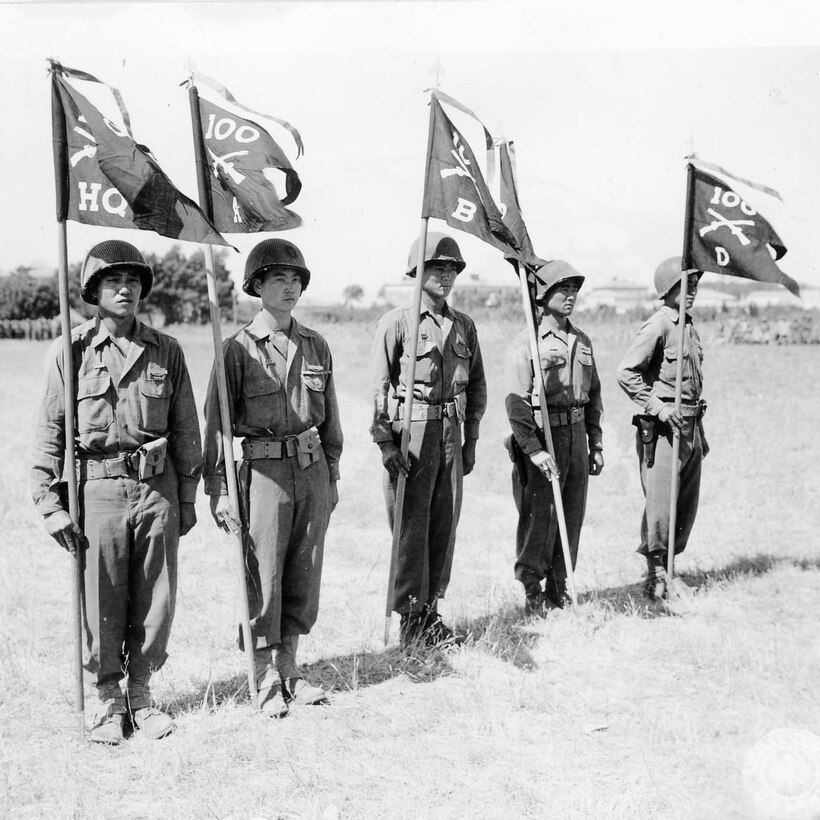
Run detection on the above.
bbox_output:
[139,378,172,399]
[451,338,471,358]
[78,374,112,399]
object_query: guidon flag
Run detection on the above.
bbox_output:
[422,93,516,254]
[685,159,799,297]
[51,62,228,246]
[193,75,303,233]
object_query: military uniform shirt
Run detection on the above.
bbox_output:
[31,317,202,516]
[203,312,343,494]
[617,305,703,414]
[506,321,603,455]
[370,304,487,443]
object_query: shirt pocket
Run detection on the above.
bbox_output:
[242,367,279,429]
[138,377,173,433]
[539,350,567,396]
[301,363,329,392]
[404,337,438,385]
[77,374,113,433]
[450,337,472,391]
[576,344,594,397]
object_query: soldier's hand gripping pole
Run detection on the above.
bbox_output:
[384,217,429,645]
[517,268,578,607]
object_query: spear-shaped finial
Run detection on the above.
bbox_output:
[430,57,444,90]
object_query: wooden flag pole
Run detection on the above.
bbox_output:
[51,65,85,739]
[666,271,687,583]
[668,162,698,584]
[187,81,258,710]
[516,268,578,607]
[384,93,437,645]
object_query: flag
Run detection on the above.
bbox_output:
[497,140,547,280]
[685,161,799,296]
[196,94,301,233]
[51,64,229,246]
[422,94,516,253]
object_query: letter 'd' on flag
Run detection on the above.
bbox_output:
[422,96,515,253]
[687,164,799,296]
[198,96,302,233]
[53,71,228,246]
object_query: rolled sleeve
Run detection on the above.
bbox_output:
[504,334,543,455]
[616,320,663,414]
[462,318,486,441]
[369,312,402,444]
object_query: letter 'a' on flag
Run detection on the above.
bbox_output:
[422,94,516,254]
[497,140,547,275]
[50,63,229,246]
[685,161,800,297]
[196,94,302,233]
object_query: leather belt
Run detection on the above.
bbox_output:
[535,406,585,427]
[78,452,138,480]
[398,400,458,421]
[659,399,703,417]
[242,438,299,460]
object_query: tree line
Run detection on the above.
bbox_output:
[0,246,234,325]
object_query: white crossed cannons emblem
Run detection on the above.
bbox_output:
[699,207,755,247]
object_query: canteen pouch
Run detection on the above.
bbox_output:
[295,427,321,470]
[136,437,167,480]
[632,415,658,469]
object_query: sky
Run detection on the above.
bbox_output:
[2,1,820,303]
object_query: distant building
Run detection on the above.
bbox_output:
[580,278,651,312]
[741,289,803,309]
[693,287,740,311]
[381,271,517,308]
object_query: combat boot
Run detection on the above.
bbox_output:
[255,647,288,718]
[89,680,127,745]
[644,552,668,601]
[89,713,125,745]
[276,635,328,706]
[420,604,465,648]
[545,572,568,609]
[127,675,175,739]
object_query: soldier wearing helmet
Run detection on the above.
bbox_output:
[504,260,604,614]
[616,257,707,601]
[203,238,342,717]
[370,232,487,649]
[30,240,202,745]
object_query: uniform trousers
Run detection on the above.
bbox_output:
[79,464,180,705]
[384,416,463,614]
[512,420,589,588]
[637,416,703,556]
[238,451,331,649]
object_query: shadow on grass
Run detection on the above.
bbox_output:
[583,552,820,619]
[170,608,544,712]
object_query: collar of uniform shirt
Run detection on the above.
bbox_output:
[90,316,158,349]
[539,318,577,340]
[247,312,310,342]
[659,305,693,324]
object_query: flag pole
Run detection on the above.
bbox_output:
[667,162,697,584]
[50,64,85,739]
[384,93,436,645]
[187,81,258,710]
[516,266,578,607]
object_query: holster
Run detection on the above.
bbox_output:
[295,427,321,470]
[503,434,529,487]
[136,437,167,480]
[632,415,659,468]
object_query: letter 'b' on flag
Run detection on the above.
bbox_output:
[686,163,799,296]
[52,67,229,246]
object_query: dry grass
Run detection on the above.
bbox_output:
[1,314,819,819]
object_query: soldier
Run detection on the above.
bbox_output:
[504,261,604,614]
[616,257,707,600]
[204,239,342,718]
[371,232,487,649]
[31,240,202,745]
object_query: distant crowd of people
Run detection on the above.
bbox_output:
[0,316,61,340]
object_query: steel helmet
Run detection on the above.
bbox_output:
[405,232,466,278]
[533,260,585,303]
[80,240,153,305]
[654,256,701,299]
[242,238,311,296]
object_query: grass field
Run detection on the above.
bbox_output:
[1,312,819,820]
